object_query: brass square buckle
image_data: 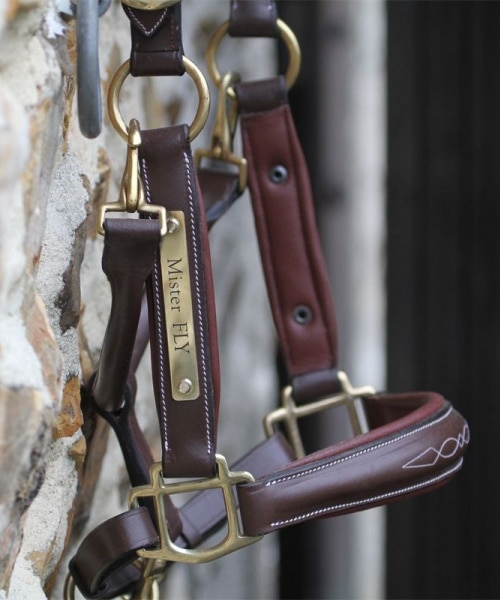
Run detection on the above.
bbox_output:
[264,371,376,458]
[129,455,262,564]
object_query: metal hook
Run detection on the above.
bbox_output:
[210,70,240,161]
[71,0,111,138]
[122,118,143,213]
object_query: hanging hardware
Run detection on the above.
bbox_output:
[263,372,375,459]
[70,0,111,138]
[107,58,210,143]
[129,456,262,564]
[96,118,168,235]
[205,18,301,98]
[132,558,165,600]
[121,0,179,9]
[195,71,248,193]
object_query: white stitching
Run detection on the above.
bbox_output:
[403,423,470,468]
[269,459,463,529]
[266,405,454,486]
[125,6,168,36]
[183,152,212,455]
[142,159,169,453]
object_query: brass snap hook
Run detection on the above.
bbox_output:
[96,118,168,236]
[194,71,248,192]
[122,118,143,213]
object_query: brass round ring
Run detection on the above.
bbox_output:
[206,19,301,95]
[107,57,210,142]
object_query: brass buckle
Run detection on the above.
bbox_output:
[129,455,262,563]
[195,71,247,192]
[264,371,376,459]
[96,119,168,236]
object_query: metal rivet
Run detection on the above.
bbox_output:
[166,217,180,233]
[293,305,313,324]
[178,378,193,394]
[269,164,288,184]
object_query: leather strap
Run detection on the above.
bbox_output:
[139,125,219,478]
[69,506,158,599]
[83,218,182,541]
[228,0,279,37]
[91,219,161,412]
[70,390,469,599]
[235,77,340,403]
[197,168,242,228]
[236,392,469,535]
[123,1,185,77]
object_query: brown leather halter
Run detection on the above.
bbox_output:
[65,1,470,598]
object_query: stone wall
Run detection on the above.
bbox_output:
[0,0,278,597]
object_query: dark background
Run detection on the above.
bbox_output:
[277,1,498,599]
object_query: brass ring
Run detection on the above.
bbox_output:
[107,57,210,142]
[206,19,301,95]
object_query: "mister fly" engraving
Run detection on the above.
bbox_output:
[160,212,199,400]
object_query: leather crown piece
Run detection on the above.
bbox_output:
[67,0,470,598]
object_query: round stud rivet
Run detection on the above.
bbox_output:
[178,378,193,394]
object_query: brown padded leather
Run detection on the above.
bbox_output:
[139,125,219,478]
[237,392,469,535]
[236,77,340,402]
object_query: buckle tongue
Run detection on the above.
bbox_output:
[129,455,262,564]
[264,371,376,458]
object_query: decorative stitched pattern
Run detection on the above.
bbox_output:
[402,423,470,469]
[124,6,168,37]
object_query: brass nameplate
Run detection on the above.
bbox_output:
[160,211,199,401]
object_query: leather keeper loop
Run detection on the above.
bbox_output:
[228,0,279,38]
[235,76,288,114]
[292,368,342,404]
[123,2,185,77]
